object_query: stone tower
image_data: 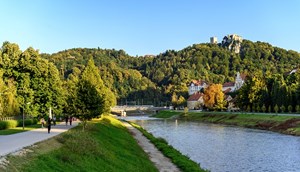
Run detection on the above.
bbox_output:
[210,37,218,44]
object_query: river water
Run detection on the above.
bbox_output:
[125,117,300,172]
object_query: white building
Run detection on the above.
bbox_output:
[222,72,246,92]
[188,80,209,95]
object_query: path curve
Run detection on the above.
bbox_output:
[122,121,180,172]
[0,121,79,157]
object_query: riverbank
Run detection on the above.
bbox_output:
[153,111,300,136]
[128,121,208,172]
[0,116,158,172]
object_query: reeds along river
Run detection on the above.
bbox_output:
[126,117,300,172]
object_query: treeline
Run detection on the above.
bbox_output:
[1,37,300,115]
[44,39,300,107]
[0,42,115,120]
[237,71,300,113]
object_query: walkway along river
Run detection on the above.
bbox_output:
[126,116,300,172]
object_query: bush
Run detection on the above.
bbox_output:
[17,119,38,127]
[0,121,6,130]
[0,120,18,130]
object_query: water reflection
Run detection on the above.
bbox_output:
[127,116,300,172]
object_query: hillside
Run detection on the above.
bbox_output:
[43,37,300,105]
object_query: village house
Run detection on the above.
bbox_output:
[187,72,246,110]
[188,80,209,95]
[187,92,204,110]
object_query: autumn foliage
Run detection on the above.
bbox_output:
[203,84,225,110]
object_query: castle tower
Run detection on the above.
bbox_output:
[210,37,218,44]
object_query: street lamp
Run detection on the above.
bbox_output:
[23,102,31,130]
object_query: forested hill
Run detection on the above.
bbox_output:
[43,39,300,104]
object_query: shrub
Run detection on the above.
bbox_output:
[280,105,286,113]
[274,104,279,113]
[0,121,6,130]
[288,105,293,113]
[0,120,18,130]
[17,119,37,127]
[262,104,266,113]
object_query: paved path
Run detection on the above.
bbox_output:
[122,122,180,172]
[0,121,79,157]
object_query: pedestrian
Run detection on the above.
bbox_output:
[69,116,72,126]
[40,117,45,128]
[47,117,52,134]
[53,116,56,126]
[65,116,68,126]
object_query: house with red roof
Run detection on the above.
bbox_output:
[187,92,204,110]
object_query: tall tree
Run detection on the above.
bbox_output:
[204,84,225,110]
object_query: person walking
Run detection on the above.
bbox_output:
[53,116,56,126]
[69,116,72,126]
[65,116,68,126]
[47,117,52,134]
[40,117,45,128]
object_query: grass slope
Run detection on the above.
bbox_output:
[153,111,300,136]
[1,116,158,172]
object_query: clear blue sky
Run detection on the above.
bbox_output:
[1,0,299,56]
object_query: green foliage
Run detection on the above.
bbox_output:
[262,104,266,113]
[0,120,18,130]
[274,104,279,113]
[296,105,300,113]
[280,105,286,113]
[3,116,158,172]
[288,105,293,113]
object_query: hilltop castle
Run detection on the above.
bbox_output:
[210,34,243,53]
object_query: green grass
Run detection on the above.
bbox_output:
[1,115,158,172]
[128,121,208,172]
[0,124,41,135]
[154,110,300,136]
[152,110,181,118]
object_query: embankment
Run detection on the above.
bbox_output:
[153,111,300,136]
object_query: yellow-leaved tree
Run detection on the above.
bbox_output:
[203,84,225,110]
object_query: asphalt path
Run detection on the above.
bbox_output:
[0,121,79,157]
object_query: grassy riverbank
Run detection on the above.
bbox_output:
[128,121,208,172]
[1,116,158,172]
[153,111,300,136]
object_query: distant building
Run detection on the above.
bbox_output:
[222,34,243,53]
[187,92,204,110]
[222,72,246,92]
[188,80,209,95]
[210,37,218,44]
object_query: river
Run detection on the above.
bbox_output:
[125,116,300,172]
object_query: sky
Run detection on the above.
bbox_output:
[0,0,300,56]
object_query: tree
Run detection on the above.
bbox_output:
[261,104,266,113]
[76,79,104,130]
[296,105,300,113]
[280,105,286,113]
[274,104,279,114]
[204,84,225,110]
[81,58,116,114]
[288,105,293,113]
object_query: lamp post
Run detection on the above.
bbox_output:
[23,102,31,130]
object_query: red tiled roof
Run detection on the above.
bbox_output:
[223,82,235,87]
[187,92,203,101]
[191,80,208,86]
[223,88,232,93]
[240,73,247,80]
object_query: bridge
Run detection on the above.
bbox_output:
[111,105,168,116]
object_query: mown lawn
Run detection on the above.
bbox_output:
[1,115,158,172]
[0,124,41,135]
